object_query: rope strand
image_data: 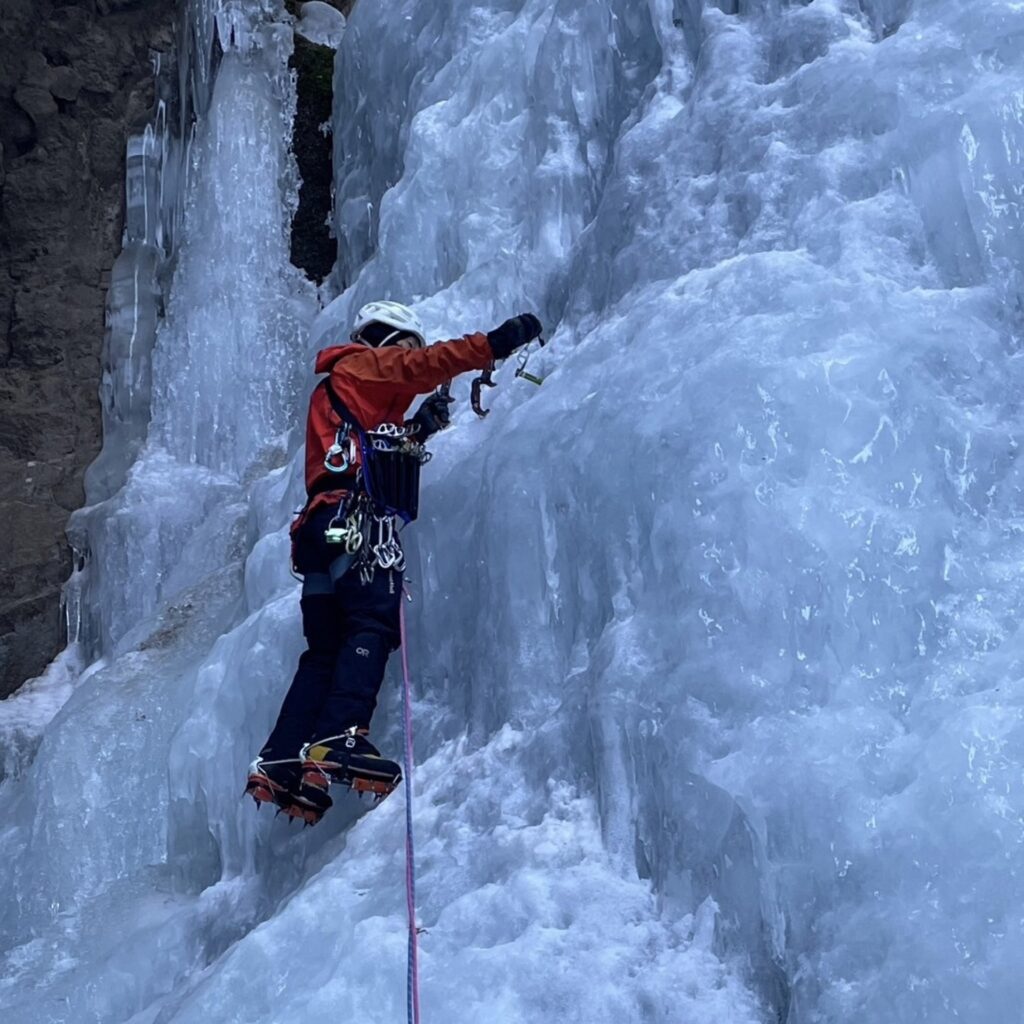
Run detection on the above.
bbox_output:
[399,597,421,1024]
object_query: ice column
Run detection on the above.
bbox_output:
[69,0,307,660]
[84,120,167,503]
[65,49,182,660]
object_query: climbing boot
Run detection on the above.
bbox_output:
[299,727,402,808]
[244,757,322,825]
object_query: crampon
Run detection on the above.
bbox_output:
[299,728,402,815]
[244,758,325,827]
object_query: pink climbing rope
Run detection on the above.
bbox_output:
[398,598,421,1024]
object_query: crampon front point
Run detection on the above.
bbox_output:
[300,730,403,808]
[244,758,325,827]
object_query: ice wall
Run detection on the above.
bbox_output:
[308,0,1024,1018]
[3,1,1024,1022]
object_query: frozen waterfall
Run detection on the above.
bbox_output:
[3,0,1024,1022]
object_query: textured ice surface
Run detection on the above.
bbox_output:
[0,646,83,785]
[4,0,1024,1021]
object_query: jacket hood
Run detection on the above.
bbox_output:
[314,343,364,374]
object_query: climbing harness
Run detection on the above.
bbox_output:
[311,382,434,582]
[399,598,421,1024]
[470,336,546,418]
[322,382,430,524]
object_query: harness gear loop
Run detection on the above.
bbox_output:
[324,513,364,553]
[324,491,366,552]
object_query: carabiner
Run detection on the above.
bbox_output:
[514,337,545,386]
[323,427,353,474]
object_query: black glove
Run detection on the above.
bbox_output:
[409,391,455,439]
[486,313,543,361]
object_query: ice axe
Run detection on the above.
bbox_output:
[469,336,547,419]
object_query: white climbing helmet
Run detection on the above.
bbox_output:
[351,300,427,349]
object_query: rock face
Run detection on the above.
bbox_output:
[288,0,350,283]
[290,33,336,283]
[0,0,176,698]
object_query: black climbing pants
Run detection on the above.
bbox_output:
[261,505,403,761]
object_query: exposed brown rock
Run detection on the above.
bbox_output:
[0,0,177,697]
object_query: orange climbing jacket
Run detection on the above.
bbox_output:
[300,332,494,519]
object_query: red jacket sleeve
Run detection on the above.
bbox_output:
[331,333,494,402]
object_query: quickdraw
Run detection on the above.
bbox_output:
[371,513,405,573]
[470,336,546,419]
[323,491,406,581]
[515,341,545,386]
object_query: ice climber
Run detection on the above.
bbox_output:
[245,301,544,824]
